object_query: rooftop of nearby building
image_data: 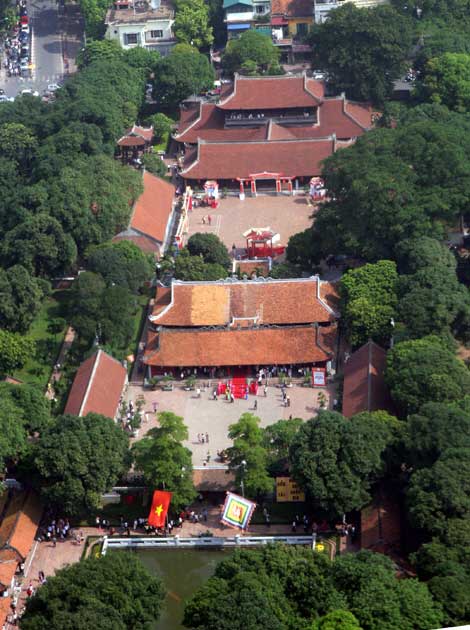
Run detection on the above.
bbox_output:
[105,0,174,24]
[64,350,127,419]
[271,0,313,17]
[342,341,393,418]
[131,170,175,244]
[0,491,42,567]
[149,277,339,327]
[117,124,154,147]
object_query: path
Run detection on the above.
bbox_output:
[45,325,75,399]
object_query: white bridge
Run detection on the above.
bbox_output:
[102,534,316,554]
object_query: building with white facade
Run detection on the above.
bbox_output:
[105,0,175,55]
[313,0,387,23]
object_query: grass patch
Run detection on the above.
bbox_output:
[13,290,70,388]
[123,293,149,371]
[153,132,169,153]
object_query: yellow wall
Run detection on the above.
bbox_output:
[287,17,312,36]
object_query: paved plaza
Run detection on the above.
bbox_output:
[186,194,316,253]
[127,381,335,467]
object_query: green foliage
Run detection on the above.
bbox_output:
[286,228,316,271]
[313,610,362,630]
[310,3,413,104]
[86,241,153,293]
[222,30,281,75]
[227,413,274,498]
[0,265,45,332]
[154,45,215,109]
[174,0,214,49]
[0,122,37,166]
[147,112,174,139]
[32,413,130,515]
[132,411,196,511]
[263,417,303,475]
[406,447,470,536]
[20,551,165,630]
[77,39,124,69]
[174,248,227,281]
[290,411,397,517]
[423,52,470,111]
[385,336,470,416]
[187,232,231,267]
[0,382,51,433]
[340,261,398,347]
[142,152,168,176]
[0,330,35,376]
[78,0,109,38]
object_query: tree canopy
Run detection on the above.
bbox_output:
[0,330,34,376]
[20,551,165,630]
[132,411,196,511]
[310,3,413,104]
[222,30,281,76]
[173,0,214,49]
[187,233,231,267]
[174,248,227,281]
[32,413,130,515]
[0,264,46,332]
[423,52,470,111]
[86,240,153,293]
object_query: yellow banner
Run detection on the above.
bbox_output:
[276,477,305,502]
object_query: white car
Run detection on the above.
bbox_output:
[47,83,60,92]
[20,88,39,97]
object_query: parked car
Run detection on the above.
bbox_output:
[20,15,28,25]
[47,83,60,92]
[20,24,30,34]
[20,88,39,96]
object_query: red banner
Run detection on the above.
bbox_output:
[148,490,172,528]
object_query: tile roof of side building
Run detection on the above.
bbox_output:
[149,277,339,327]
[64,349,127,419]
[130,171,175,244]
[342,341,394,418]
[271,0,313,17]
[0,491,42,561]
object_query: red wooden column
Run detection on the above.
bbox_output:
[250,178,257,196]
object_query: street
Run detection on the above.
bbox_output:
[0,0,83,98]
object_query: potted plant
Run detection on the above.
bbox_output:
[161,375,174,391]
[149,376,160,391]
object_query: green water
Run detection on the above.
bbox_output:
[136,548,229,630]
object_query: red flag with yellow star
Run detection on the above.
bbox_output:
[148,490,172,528]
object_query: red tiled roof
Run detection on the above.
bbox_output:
[272,0,312,17]
[0,593,12,628]
[150,278,338,326]
[181,137,335,180]
[0,492,42,564]
[117,136,146,147]
[144,324,336,367]
[176,96,372,145]
[130,171,175,244]
[235,259,271,277]
[342,341,393,418]
[218,75,323,110]
[117,124,153,146]
[0,549,18,589]
[64,350,127,419]
[267,121,297,141]
[112,233,161,255]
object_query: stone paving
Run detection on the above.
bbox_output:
[127,381,335,467]
[186,194,316,253]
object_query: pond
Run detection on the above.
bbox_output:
[136,548,229,630]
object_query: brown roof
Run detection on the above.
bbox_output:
[112,233,161,255]
[342,341,393,418]
[193,468,236,491]
[0,548,18,590]
[181,137,335,180]
[117,124,154,146]
[271,0,312,17]
[117,136,146,147]
[129,171,175,245]
[235,259,271,277]
[0,492,42,564]
[144,324,336,367]
[218,75,323,110]
[150,278,338,327]
[176,97,371,145]
[64,350,127,419]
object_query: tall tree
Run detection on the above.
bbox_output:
[310,3,413,104]
[187,233,231,267]
[132,412,196,511]
[0,265,45,332]
[222,30,281,75]
[0,330,34,376]
[423,53,470,111]
[20,551,165,630]
[173,0,214,49]
[86,240,153,293]
[32,413,130,515]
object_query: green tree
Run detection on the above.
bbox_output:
[147,112,174,139]
[20,551,165,630]
[310,3,413,104]
[0,122,37,165]
[124,46,161,72]
[1,213,77,277]
[313,610,362,630]
[142,152,168,177]
[187,232,231,267]
[0,330,34,375]
[290,411,395,517]
[174,0,214,49]
[0,265,45,332]
[407,447,470,536]
[32,413,130,515]
[0,382,51,434]
[423,53,470,111]
[385,336,470,416]
[87,240,153,293]
[132,412,196,511]
[340,261,398,347]
[222,30,281,75]
[0,395,29,470]
[227,413,273,498]
[263,418,303,475]
[154,44,215,109]
[174,249,227,281]
[77,39,124,69]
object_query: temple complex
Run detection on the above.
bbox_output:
[175,73,376,193]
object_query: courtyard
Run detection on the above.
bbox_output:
[186,194,316,253]
[126,380,335,467]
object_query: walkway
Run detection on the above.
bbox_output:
[45,325,75,399]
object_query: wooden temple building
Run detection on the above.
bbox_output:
[117,124,154,163]
[143,276,339,376]
[175,73,376,193]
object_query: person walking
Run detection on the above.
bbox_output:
[208,214,212,225]
[206,432,209,443]
[254,399,257,410]
[264,385,267,397]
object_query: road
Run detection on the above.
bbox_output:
[0,0,83,98]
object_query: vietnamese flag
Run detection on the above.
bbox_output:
[148,490,172,528]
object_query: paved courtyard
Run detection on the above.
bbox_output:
[186,194,316,253]
[126,381,335,467]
